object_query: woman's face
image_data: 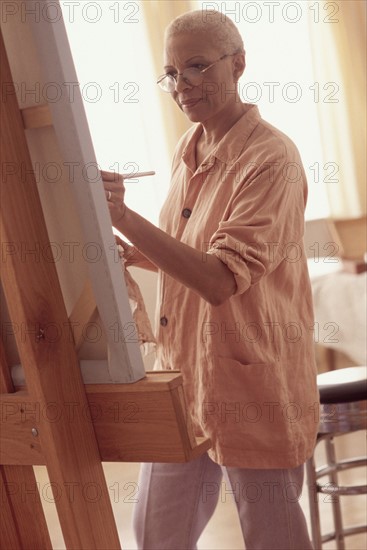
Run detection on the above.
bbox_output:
[163,32,242,124]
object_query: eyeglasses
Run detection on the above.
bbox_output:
[157,54,236,93]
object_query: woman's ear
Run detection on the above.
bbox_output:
[233,52,246,82]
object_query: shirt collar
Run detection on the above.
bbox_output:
[214,104,261,163]
[181,104,261,169]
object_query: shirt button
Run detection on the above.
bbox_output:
[160,316,168,327]
[182,208,192,219]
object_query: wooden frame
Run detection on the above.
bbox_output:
[0,4,210,548]
[1,373,208,466]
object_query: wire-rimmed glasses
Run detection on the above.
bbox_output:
[157,53,236,93]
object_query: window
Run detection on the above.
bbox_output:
[195,0,330,219]
[60,0,171,226]
[61,0,330,222]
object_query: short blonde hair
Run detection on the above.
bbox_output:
[165,9,245,56]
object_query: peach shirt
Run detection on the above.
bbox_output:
[155,104,319,468]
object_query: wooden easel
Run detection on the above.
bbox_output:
[0,18,209,550]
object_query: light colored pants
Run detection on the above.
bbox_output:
[132,453,313,550]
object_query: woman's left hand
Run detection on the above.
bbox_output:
[101,170,127,225]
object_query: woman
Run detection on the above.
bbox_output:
[104,9,318,550]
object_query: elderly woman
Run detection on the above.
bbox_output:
[104,9,318,550]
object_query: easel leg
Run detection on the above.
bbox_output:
[1,465,52,550]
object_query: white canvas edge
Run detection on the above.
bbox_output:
[27,0,146,383]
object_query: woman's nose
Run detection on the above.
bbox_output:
[174,73,193,93]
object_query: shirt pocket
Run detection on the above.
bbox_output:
[205,356,291,450]
[213,356,284,405]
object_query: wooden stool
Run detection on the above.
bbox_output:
[306,366,367,549]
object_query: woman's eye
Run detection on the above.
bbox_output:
[192,64,206,70]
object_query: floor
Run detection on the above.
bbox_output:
[34,430,366,550]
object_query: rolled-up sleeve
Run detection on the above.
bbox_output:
[207,151,306,295]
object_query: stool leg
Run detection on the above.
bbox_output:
[306,452,322,549]
[325,435,345,550]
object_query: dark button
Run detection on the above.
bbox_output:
[160,316,168,327]
[182,208,192,219]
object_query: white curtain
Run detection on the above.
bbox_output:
[141,0,197,158]
[60,0,172,225]
[307,0,366,218]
